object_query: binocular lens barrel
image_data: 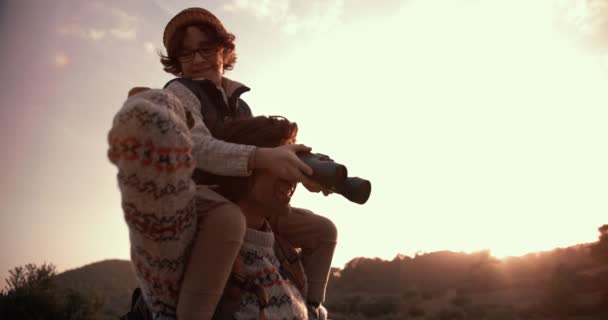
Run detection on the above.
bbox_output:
[337,177,372,205]
[298,152,371,205]
[297,153,347,186]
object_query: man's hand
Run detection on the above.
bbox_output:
[301,179,333,196]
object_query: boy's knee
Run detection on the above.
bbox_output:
[317,215,338,244]
[205,203,246,240]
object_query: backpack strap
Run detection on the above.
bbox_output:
[273,234,307,295]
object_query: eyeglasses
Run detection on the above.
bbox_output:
[177,46,218,63]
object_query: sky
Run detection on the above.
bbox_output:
[1,0,607,288]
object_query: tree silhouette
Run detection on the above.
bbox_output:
[591,224,608,263]
[0,262,102,320]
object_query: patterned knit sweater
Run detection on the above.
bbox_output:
[107,82,255,319]
[233,227,309,320]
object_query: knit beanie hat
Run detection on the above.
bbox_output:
[163,7,227,51]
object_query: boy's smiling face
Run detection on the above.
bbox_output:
[179,26,225,80]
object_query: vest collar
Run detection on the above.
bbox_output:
[191,76,250,99]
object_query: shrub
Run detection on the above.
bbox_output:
[0,263,102,320]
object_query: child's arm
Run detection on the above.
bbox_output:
[126,82,314,181]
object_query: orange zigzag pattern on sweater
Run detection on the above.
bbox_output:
[108,136,194,172]
[255,267,292,288]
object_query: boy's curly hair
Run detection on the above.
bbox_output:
[160,23,237,76]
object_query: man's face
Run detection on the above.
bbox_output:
[178,26,225,80]
[246,169,297,218]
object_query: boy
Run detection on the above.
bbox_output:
[113,7,336,320]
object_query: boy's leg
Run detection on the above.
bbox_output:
[108,89,196,318]
[177,187,246,320]
[272,207,338,304]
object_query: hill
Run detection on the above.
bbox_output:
[324,243,608,319]
[48,226,608,319]
[53,259,136,319]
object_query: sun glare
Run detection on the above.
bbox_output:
[287,0,608,266]
[54,51,69,67]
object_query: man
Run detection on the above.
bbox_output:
[205,115,329,320]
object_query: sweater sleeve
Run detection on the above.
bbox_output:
[164,80,255,177]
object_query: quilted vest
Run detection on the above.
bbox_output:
[164,78,254,185]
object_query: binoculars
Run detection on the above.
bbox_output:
[297,152,371,204]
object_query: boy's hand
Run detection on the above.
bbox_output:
[255,144,314,182]
[128,87,151,97]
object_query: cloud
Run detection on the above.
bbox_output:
[149,0,213,16]
[56,1,138,41]
[88,29,107,40]
[57,26,109,41]
[144,41,157,54]
[555,0,608,49]
[558,0,608,33]
[222,0,344,34]
[109,27,136,40]
[147,0,344,35]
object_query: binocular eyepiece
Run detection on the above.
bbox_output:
[297,152,371,205]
